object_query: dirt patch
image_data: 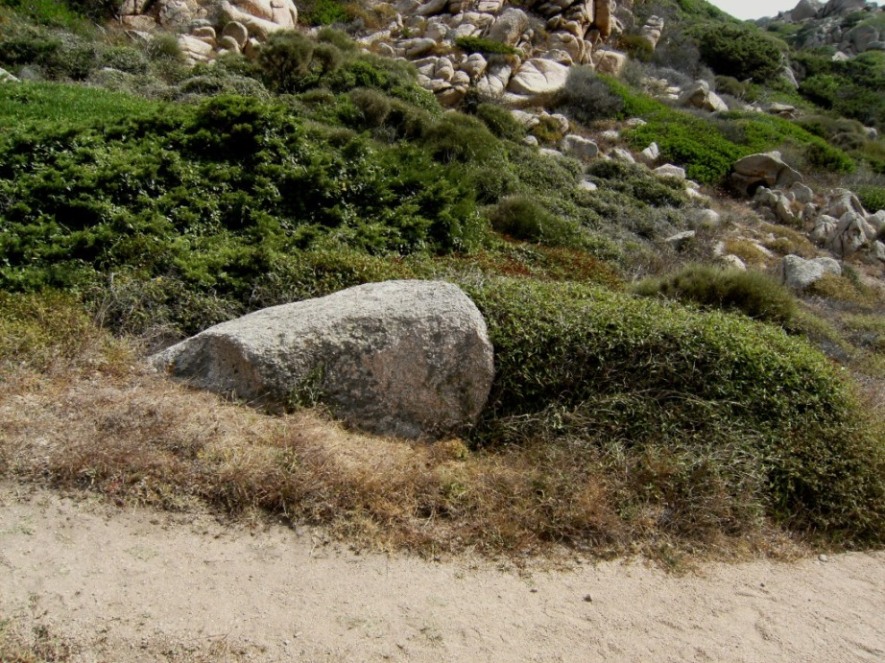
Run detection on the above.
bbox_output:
[1,484,882,662]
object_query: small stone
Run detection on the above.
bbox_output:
[583,594,593,602]
[818,554,829,563]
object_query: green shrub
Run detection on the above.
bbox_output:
[259,31,341,93]
[0,0,91,28]
[421,113,503,164]
[694,23,785,83]
[856,185,885,213]
[455,36,519,56]
[348,87,391,128]
[587,160,688,208]
[475,102,525,142]
[633,264,797,325]
[98,45,149,75]
[146,33,183,63]
[488,195,576,245]
[300,0,350,26]
[467,278,885,542]
[554,66,625,126]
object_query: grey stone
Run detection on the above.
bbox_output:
[780,255,841,289]
[828,212,876,257]
[488,8,529,46]
[665,230,696,249]
[0,67,19,83]
[654,164,686,179]
[152,281,495,440]
[222,21,250,48]
[731,151,803,196]
[560,134,599,160]
[686,208,721,229]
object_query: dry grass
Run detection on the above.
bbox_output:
[0,344,802,564]
[0,618,74,663]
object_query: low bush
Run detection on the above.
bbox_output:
[693,23,786,83]
[633,264,797,325]
[455,36,519,56]
[299,0,350,26]
[856,185,885,213]
[488,195,576,245]
[468,278,885,543]
[553,66,625,126]
[474,102,525,142]
[587,159,688,208]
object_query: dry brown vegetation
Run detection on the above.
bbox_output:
[0,307,804,565]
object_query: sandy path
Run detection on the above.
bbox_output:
[1,485,883,663]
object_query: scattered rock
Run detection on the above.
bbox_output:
[222,21,250,49]
[679,80,728,113]
[779,255,841,289]
[152,281,495,440]
[686,208,721,229]
[665,230,696,250]
[561,134,599,160]
[654,164,686,180]
[638,142,659,166]
[718,254,747,270]
[508,59,570,96]
[731,151,803,196]
[828,212,876,257]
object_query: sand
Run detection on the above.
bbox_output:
[1,484,883,662]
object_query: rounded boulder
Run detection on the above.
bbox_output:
[151,281,495,440]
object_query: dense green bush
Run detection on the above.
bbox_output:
[587,160,688,208]
[0,87,487,327]
[488,195,576,245]
[299,0,350,26]
[693,23,785,83]
[796,51,885,130]
[857,185,885,213]
[475,102,526,142]
[468,278,885,542]
[633,264,797,325]
[455,36,520,56]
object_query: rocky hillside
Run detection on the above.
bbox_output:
[0,0,883,554]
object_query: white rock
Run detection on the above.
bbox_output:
[638,142,659,166]
[654,164,686,179]
[866,210,885,232]
[561,134,599,160]
[608,147,634,163]
[460,53,487,79]
[594,49,627,76]
[779,255,841,290]
[0,67,20,84]
[686,208,721,229]
[508,58,570,95]
[718,255,747,271]
[152,281,494,440]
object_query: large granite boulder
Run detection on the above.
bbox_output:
[731,151,803,196]
[508,58,570,95]
[152,281,495,440]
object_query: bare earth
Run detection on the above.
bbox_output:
[1,484,883,663]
